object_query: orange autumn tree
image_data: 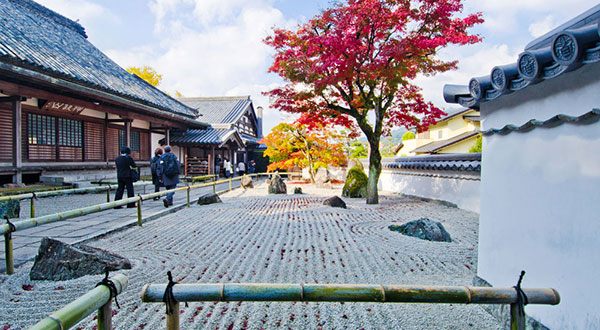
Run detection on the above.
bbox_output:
[261,120,347,183]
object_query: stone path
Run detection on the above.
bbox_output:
[0,183,503,329]
[0,179,250,272]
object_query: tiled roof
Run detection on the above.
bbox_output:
[0,0,197,117]
[178,96,252,124]
[170,128,242,147]
[443,5,600,108]
[385,153,481,173]
[411,131,480,154]
[483,108,600,136]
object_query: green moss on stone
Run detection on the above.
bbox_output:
[342,167,368,198]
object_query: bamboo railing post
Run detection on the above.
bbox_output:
[510,303,526,330]
[106,185,111,203]
[186,187,190,208]
[30,197,35,218]
[137,197,142,227]
[229,179,232,191]
[167,301,180,330]
[97,300,112,330]
[212,180,216,193]
[4,232,14,275]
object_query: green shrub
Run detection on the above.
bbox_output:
[469,134,482,153]
[402,131,415,141]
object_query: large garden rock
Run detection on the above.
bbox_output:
[342,167,368,198]
[197,193,222,205]
[30,237,132,281]
[347,158,364,171]
[268,174,287,194]
[241,175,254,188]
[0,200,20,218]
[323,196,346,209]
[315,168,334,189]
[389,218,452,242]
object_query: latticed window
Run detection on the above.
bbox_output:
[58,118,82,147]
[130,131,140,151]
[118,129,140,151]
[28,113,56,145]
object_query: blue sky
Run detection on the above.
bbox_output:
[36,0,596,133]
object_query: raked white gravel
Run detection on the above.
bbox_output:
[0,182,502,329]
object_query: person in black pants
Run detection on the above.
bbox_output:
[114,146,136,208]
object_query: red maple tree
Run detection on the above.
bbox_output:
[264,0,482,204]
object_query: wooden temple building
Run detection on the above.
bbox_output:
[172,96,264,176]
[0,0,265,184]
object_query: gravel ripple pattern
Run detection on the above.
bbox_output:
[0,183,501,329]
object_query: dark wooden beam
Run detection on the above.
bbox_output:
[0,95,26,102]
[12,98,22,183]
[0,80,190,129]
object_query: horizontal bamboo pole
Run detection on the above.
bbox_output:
[2,174,266,235]
[0,196,141,235]
[29,274,128,330]
[141,283,560,305]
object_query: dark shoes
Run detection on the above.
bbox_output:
[113,206,123,209]
[126,205,137,208]
[153,197,160,201]
[163,199,169,208]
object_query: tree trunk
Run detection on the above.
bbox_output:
[366,140,381,204]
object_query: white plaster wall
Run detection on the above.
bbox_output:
[479,117,600,328]
[378,170,480,213]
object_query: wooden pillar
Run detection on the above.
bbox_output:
[184,147,188,176]
[103,114,108,162]
[125,120,132,147]
[12,99,22,183]
[165,128,170,146]
[207,148,212,175]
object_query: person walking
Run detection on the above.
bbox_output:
[237,160,246,176]
[150,147,163,200]
[248,160,256,174]
[114,146,136,208]
[223,158,232,178]
[157,145,180,208]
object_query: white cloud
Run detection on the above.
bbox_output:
[528,15,556,38]
[415,43,519,111]
[107,1,296,134]
[35,0,119,25]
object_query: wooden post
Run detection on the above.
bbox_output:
[4,232,14,275]
[165,128,170,146]
[229,179,232,191]
[166,302,179,330]
[106,187,110,203]
[510,303,526,330]
[125,120,132,147]
[12,99,22,184]
[186,187,190,208]
[137,197,142,227]
[184,147,188,176]
[97,300,112,330]
[212,179,216,193]
[30,198,35,218]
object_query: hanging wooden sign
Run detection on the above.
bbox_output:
[42,101,86,115]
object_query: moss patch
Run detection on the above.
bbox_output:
[342,167,368,198]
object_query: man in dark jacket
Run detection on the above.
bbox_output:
[157,145,180,207]
[115,146,136,208]
[150,147,163,200]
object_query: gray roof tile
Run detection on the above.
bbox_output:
[178,96,252,124]
[0,0,196,117]
[385,153,481,173]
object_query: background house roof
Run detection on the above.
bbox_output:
[178,96,253,124]
[0,0,197,118]
[411,131,480,154]
[443,5,600,108]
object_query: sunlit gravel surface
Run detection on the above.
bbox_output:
[0,183,501,329]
